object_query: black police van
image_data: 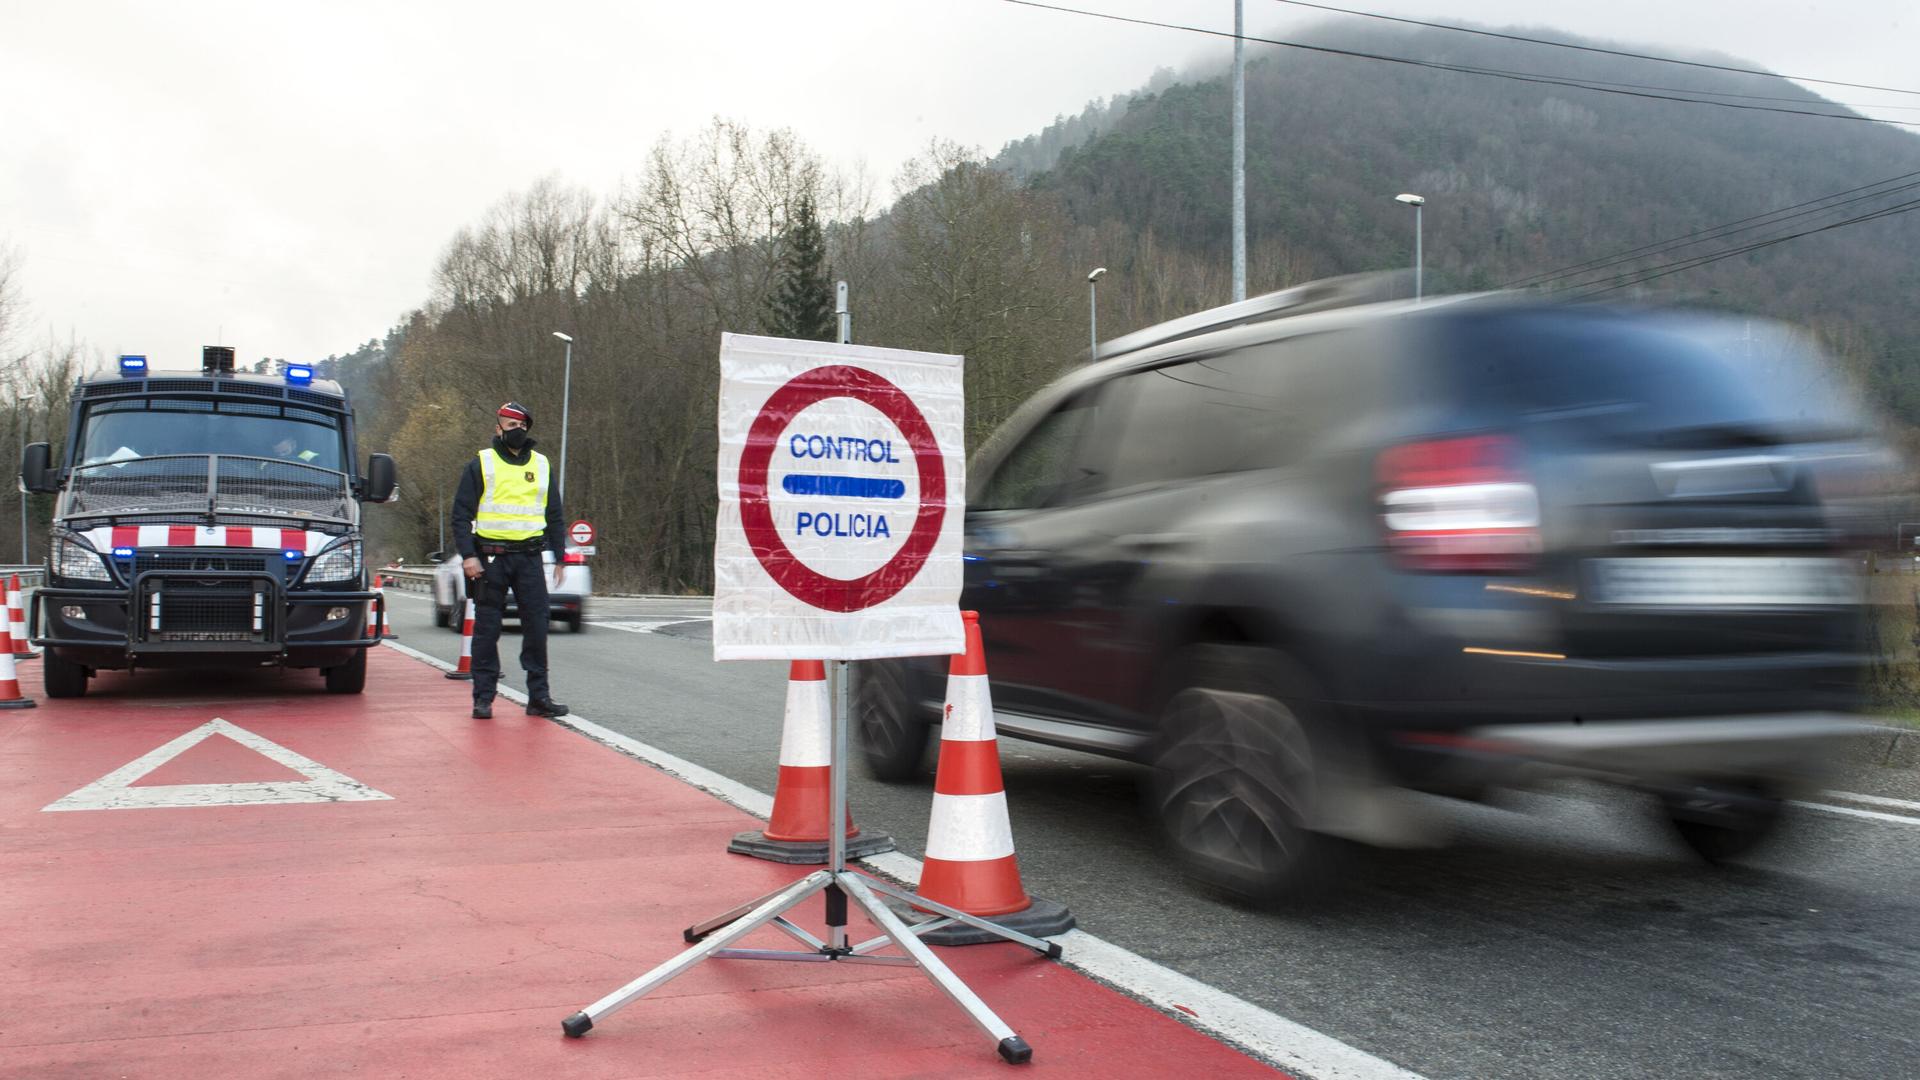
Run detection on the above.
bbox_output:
[19,347,398,697]
[854,275,1878,900]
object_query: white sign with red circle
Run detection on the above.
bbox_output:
[713,332,965,661]
[569,520,595,546]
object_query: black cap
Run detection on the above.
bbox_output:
[497,401,532,429]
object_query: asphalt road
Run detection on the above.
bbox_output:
[380,588,1920,1080]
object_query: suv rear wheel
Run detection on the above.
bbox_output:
[1152,645,1326,902]
[1660,779,1784,863]
[853,659,930,781]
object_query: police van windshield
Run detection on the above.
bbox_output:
[78,400,347,472]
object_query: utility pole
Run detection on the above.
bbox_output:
[18,391,36,564]
[837,281,851,346]
[1232,0,1247,303]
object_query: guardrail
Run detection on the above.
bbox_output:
[378,567,436,593]
[0,565,47,589]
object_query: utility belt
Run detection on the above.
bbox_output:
[476,539,547,556]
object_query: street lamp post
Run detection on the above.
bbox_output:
[552,331,573,501]
[1395,193,1425,302]
[18,390,37,564]
[425,403,448,554]
[1086,267,1108,361]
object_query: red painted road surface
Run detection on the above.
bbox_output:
[0,650,1284,1077]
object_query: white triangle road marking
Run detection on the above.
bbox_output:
[41,717,394,812]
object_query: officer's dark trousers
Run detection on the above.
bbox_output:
[470,549,552,703]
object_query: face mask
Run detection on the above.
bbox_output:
[501,427,530,450]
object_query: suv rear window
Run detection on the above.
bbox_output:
[1442,310,1862,440]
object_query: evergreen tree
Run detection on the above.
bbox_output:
[763,195,836,341]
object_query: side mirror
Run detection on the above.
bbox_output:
[427,550,445,564]
[364,453,398,503]
[19,442,56,494]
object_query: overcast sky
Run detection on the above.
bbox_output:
[2,0,1913,370]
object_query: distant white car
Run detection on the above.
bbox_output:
[429,547,591,633]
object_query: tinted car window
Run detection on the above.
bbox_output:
[1102,351,1296,490]
[974,394,1098,510]
[1442,310,1862,439]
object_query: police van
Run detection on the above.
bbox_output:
[19,347,398,697]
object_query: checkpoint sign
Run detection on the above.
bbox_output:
[568,520,595,547]
[714,333,965,661]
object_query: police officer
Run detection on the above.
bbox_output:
[449,402,569,720]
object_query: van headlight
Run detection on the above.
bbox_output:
[55,535,113,582]
[304,540,362,584]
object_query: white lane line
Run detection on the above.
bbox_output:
[380,640,771,815]
[381,639,1429,1080]
[593,620,682,634]
[1793,800,1920,827]
[1818,789,1920,814]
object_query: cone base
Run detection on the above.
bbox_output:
[444,671,474,681]
[726,829,896,865]
[913,853,1030,916]
[12,653,36,661]
[0,697,37,709]
[913,895,1075,946]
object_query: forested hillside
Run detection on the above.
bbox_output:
[323,20,1920,592]
[1035,22,1920,410]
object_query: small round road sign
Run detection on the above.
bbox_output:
[738,364,945,613]
[568,520,595,547]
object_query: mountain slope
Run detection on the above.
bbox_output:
[1030,21,1920,413]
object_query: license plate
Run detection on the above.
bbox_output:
[1588,557,1858,607]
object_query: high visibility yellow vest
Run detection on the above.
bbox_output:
[475,448,550,541]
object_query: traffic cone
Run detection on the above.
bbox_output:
[0,619,36,709]
[729,660,895,863]
[912,611,1071,945]
[445,599,475,681]
[376,574,397,639]
[8,576,34,661]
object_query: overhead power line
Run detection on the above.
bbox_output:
[997,1,1919,128]
[1567,197,1920,297]
[1266,0,1920,99]
[1507,169,1920,289]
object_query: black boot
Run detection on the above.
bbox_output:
[525,697,569,718]
[472,700,493,719]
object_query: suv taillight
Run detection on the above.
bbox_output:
[562,552,587,565]
[1377,435,1539,572]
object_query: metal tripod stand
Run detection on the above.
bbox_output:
[561,660,1060,1064]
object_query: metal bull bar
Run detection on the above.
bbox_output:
[31,573,383,654]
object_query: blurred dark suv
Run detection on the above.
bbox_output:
[854,275,1879,900]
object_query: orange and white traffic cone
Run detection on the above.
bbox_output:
[7,576,34,662]
[445,599,476,681]
[0,619,36,709]
[912,611,1071,944]
[729,660,894,863]
[376,574,397,639]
